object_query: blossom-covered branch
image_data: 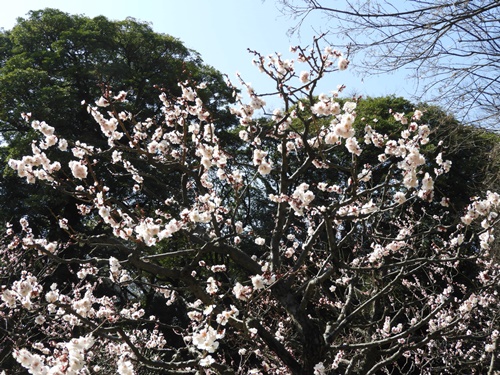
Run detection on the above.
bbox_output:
[1,37,499,374]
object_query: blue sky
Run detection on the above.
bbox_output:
[0,1,411,108]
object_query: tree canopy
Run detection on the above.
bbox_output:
[0,8,234,233]
[352,96,500,213]
[1,34,499,374]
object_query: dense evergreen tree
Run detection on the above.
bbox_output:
[0,8,235,233]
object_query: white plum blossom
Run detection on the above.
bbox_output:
[216,305,239,326]
[335,114,355,138]
[253,149,267,165]
[324,131,339,144]
[251,274,267,290]
[255,237,265,245]
[1,289,16,308]
[258,160,273,175]
[345,137,362,155]
[233,282,252,301]
[413,109,423,120]
[393,192,407,204]
[69,160,88,179]
[253,148,273,175]
[206,277,219,295]
[192,326,223,353]
[299,71,310,83]
[117,358,135,375]
[199,355,215,367]
[338,57,349,70]
[95,96,110,107]
[289,183,315,216]
[134,218,161,246]
[314,362,326,375]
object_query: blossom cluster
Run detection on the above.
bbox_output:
[2,37,500,375]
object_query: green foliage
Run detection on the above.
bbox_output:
[0,8,235,232]
[233,95,500,246]
[353,96,500,211]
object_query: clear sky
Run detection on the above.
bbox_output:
[0,0,411,108]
